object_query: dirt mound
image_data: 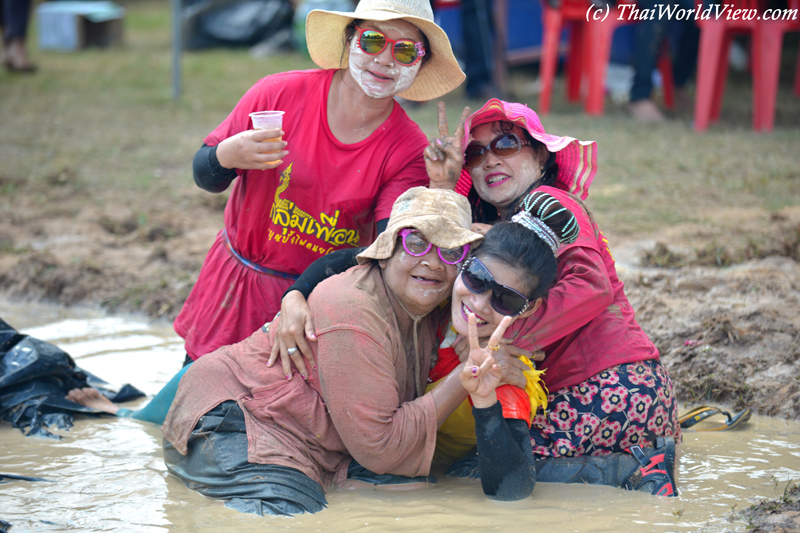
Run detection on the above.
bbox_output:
[625,256,800,420]
[740,483,800,532]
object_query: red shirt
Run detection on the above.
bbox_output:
[175,69,429,360]
[504,187,660,391]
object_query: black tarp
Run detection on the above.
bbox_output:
[0,317,145,439]
[183,0,294,50]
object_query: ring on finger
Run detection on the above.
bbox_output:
[487,345,500,351]
[287,347,298,356]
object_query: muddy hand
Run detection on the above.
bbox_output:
[468,316,528,390]
[452,326,540,366]
[504,345,545,368]
[470,223,492,236]
[460,313,509,405]
[267,290,317,380]
[424,102,471,190]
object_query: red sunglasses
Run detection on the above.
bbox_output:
[355,26,426,66]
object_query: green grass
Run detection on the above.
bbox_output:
[2,0,799,247]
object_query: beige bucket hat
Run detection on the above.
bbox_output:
[305,0,465,101]
[357,187,483,263]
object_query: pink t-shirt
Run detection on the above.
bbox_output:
[174,69,429,360]
[504,186,660,392]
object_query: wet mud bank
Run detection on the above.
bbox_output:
[1,179,799,527]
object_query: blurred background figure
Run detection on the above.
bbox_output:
[182,0,294,51]
[1,0,37,73]
[628,0,699,121]
[460,0,500,99]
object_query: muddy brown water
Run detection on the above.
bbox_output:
[2,299,799,532]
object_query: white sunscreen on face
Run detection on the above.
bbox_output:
[347,28,422,99]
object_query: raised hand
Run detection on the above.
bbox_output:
[459,313,515,407]
[452,328,538,389]
[470,223,493,236]
[424,102,471,190]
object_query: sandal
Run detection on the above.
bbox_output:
[678,405,752,431]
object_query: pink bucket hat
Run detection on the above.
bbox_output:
[455,99,598,201]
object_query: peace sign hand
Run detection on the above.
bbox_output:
[424,102,471,190]
[459,313,514,408]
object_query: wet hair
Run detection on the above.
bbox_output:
[467,121,559,224]
[341,19,432,68]
[473,191,579,300]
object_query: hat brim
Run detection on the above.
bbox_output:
[357,215,483,264]
[464,99,598,200]
[306,9,465,101]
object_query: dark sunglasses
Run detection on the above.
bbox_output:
[464,132,531,168]
[460,256,532,316]
[399,228,470,265]
[355,27,426,66]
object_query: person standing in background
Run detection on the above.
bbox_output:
[1,0,37,73]
[460,0,498,99]
[628,0,699,121]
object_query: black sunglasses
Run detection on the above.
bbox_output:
[460,256,532,316]
[464,133,531,168]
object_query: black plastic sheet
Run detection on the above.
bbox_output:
[183,0,294,50]
[0,317,145,439]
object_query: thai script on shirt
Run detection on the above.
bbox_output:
[269,163,361,255]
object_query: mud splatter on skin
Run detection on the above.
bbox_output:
[379,247,458,316]
[418,259,452,298]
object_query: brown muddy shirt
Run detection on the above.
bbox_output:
[162,264,441,489]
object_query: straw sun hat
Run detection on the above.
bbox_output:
[305,0,465,101]
[357,187,483,263]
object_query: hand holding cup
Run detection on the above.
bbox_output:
[250,111,286,165]
[215,110,288,171]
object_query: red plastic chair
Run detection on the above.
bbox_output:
[539,0,589,114]
[795,49,800,97]
[584,2,676,115]
[795,47,800,97]
[692,0,764,131]
[539,0,675,115]
[752,0,800,130]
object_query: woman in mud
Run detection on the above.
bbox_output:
[159,187,542,516]
[425,98,680,495]
[173,0,464,370]
[275,100,680,497]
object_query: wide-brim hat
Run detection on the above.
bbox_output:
[457,99,598,200]
[357,187,483,263]
[306,0,465,101]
